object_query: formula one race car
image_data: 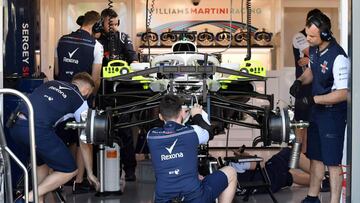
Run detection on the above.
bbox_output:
[79,41,307,148]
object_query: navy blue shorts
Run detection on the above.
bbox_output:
[10,120,77,172]
[156,170,228,203]
[306,106,346,166]
[264,148,293,193]
[195,170,228,202]
[55,119,79,146]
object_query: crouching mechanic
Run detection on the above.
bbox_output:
[147,95,237,203]
[9,72,99,203]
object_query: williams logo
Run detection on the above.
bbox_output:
[58,85,71,90]
[320,61,328,74]
[161,139,184,161]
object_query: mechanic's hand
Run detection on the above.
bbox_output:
[297,57,309,67]
[87,174,100,191]
[109,18,119,31]
[289,80,302,97]
[190,104,203,117]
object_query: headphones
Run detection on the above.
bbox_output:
[92,18,104,33]
[307,14,333,41]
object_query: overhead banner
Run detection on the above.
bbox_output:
[135,0,274,34]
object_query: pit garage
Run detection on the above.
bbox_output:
[1,0,360,203]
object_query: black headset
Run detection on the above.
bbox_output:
[92,18,104,33]
[307,14,333,41]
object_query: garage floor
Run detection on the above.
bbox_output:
[47,148,331,203]
[58,183,330,203]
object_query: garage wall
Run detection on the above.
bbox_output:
[40,0,62,80]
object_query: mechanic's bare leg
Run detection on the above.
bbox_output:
[308,160,325,197]
[298,153,311,173]
[75,146,85,183]
[218,166,237,203]
[36,164,50,203]
[328,165,343,203]
[289,169,310,186]
[37,164,50,184]
[28,169,78,203]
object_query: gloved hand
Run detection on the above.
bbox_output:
[289,80,302,97]
[298,96,315,106]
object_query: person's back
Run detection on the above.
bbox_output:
[11,72,98,203]
[147,95,237,203]
[17,80,88,128]
[56,30,96,81]
[55,10,103,90]
[147,121,202,200]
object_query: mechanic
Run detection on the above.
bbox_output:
[230,147,329,194]
[54,10,104,193]
[55,10,103,92]
[291,9,322,153]
[289,12,349,203]
[147,94,237,203]
[99,8,138,65]
[99,8,138,181]
[10,72,99,203]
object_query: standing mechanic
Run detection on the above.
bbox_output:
[54,10,104,193]
[98,8,138,181]
[99,8,138,65]
[10,73,99,203]
[147,95,237,203]
[289,12,349,203]
[55,10,103,93]
[291,9,322,153]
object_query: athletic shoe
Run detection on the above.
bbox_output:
[72,180,95,194]
[301,196,320,203]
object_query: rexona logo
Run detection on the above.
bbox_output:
[49,86,67,99]
[161,139,184,161]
